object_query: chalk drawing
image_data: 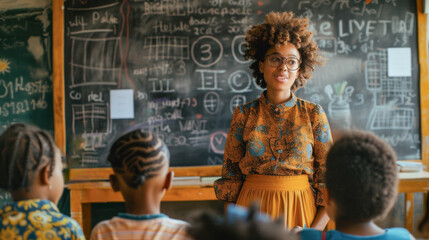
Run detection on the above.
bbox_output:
[365,49,414,130]
[228,70,252,93]
[209,131,227,154]
[196,69,224,91]
[71,103,111,136]
[203,91,221,115]
[191,35,223,67]
[143,36,190,60]
[231,35,250,64]
[69,36,120,88]
[230,95,246,114]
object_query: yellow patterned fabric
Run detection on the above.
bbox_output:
[214,92,332,206]
[0,199,85,240]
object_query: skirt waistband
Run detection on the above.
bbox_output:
[243,174,310,191]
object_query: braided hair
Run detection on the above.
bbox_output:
[108,129,170,189]
[0,123,57,191]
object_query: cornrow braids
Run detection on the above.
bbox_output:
[244,11,324,91]
[108,130,170,189]
[0,123,57,192]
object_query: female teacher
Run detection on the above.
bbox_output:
[214,11,332,230]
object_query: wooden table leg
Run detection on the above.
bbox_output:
[82,203,92,238]
[405,193,414,232]
[424,192,429,239]
[70,189,83,228]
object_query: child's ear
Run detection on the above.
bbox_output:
[163,171,174,191]
[326,190,337,220]
[109,174,120,192]
[40,165,50,186]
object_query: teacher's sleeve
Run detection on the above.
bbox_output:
[311,104,333,207]
[214,106,247,202]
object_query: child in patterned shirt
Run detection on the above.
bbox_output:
[0,123,85,240]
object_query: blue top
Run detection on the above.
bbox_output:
[0,199,85,239]
[301,228,411,240]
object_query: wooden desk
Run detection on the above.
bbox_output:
[68,170,429,238]
[67,166,220,238]
[398,171,429,232]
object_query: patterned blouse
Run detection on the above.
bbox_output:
[214,92,332,206]
[0,199,85,240]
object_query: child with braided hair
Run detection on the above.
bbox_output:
[0,123,85,240]
[90,129,191,240]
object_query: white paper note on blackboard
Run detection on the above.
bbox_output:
[387,48,411,77]
[110,89,134,119]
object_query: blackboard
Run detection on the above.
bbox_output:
[0,0,53,207]
[64,0,420,168]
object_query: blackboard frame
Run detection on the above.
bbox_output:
[52,0,429,180]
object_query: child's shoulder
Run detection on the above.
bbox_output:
[300,228,323,240]
[301,228,412,240]
[385,228,413,239]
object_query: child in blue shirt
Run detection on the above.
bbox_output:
[300,130,414,240]
[0,124,85,240]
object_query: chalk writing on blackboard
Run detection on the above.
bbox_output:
[63,0,421,168]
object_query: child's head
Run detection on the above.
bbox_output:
[188,203,296,240]
[0,123,64,203]
[325,130,398,222]
[107,129,172,201]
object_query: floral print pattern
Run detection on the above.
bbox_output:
[0,199,85,240]
[214,92,332,205]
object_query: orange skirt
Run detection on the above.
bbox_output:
[236,174,316,229]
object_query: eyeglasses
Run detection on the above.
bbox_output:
[264,54,301,71]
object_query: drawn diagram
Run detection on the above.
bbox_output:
[196,69,224,91]
[143,36,190,60]
[80,152,100,166]
[69,36,120,88]
[71,103,111,136]
[203,91,221,115]
[365,49,414,130]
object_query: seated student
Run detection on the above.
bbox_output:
[300,130,414,240]
[0,123,85,239]
[188,203,297,240]
[90,129,191,240]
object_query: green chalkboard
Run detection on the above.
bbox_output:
[0,1,53,208]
